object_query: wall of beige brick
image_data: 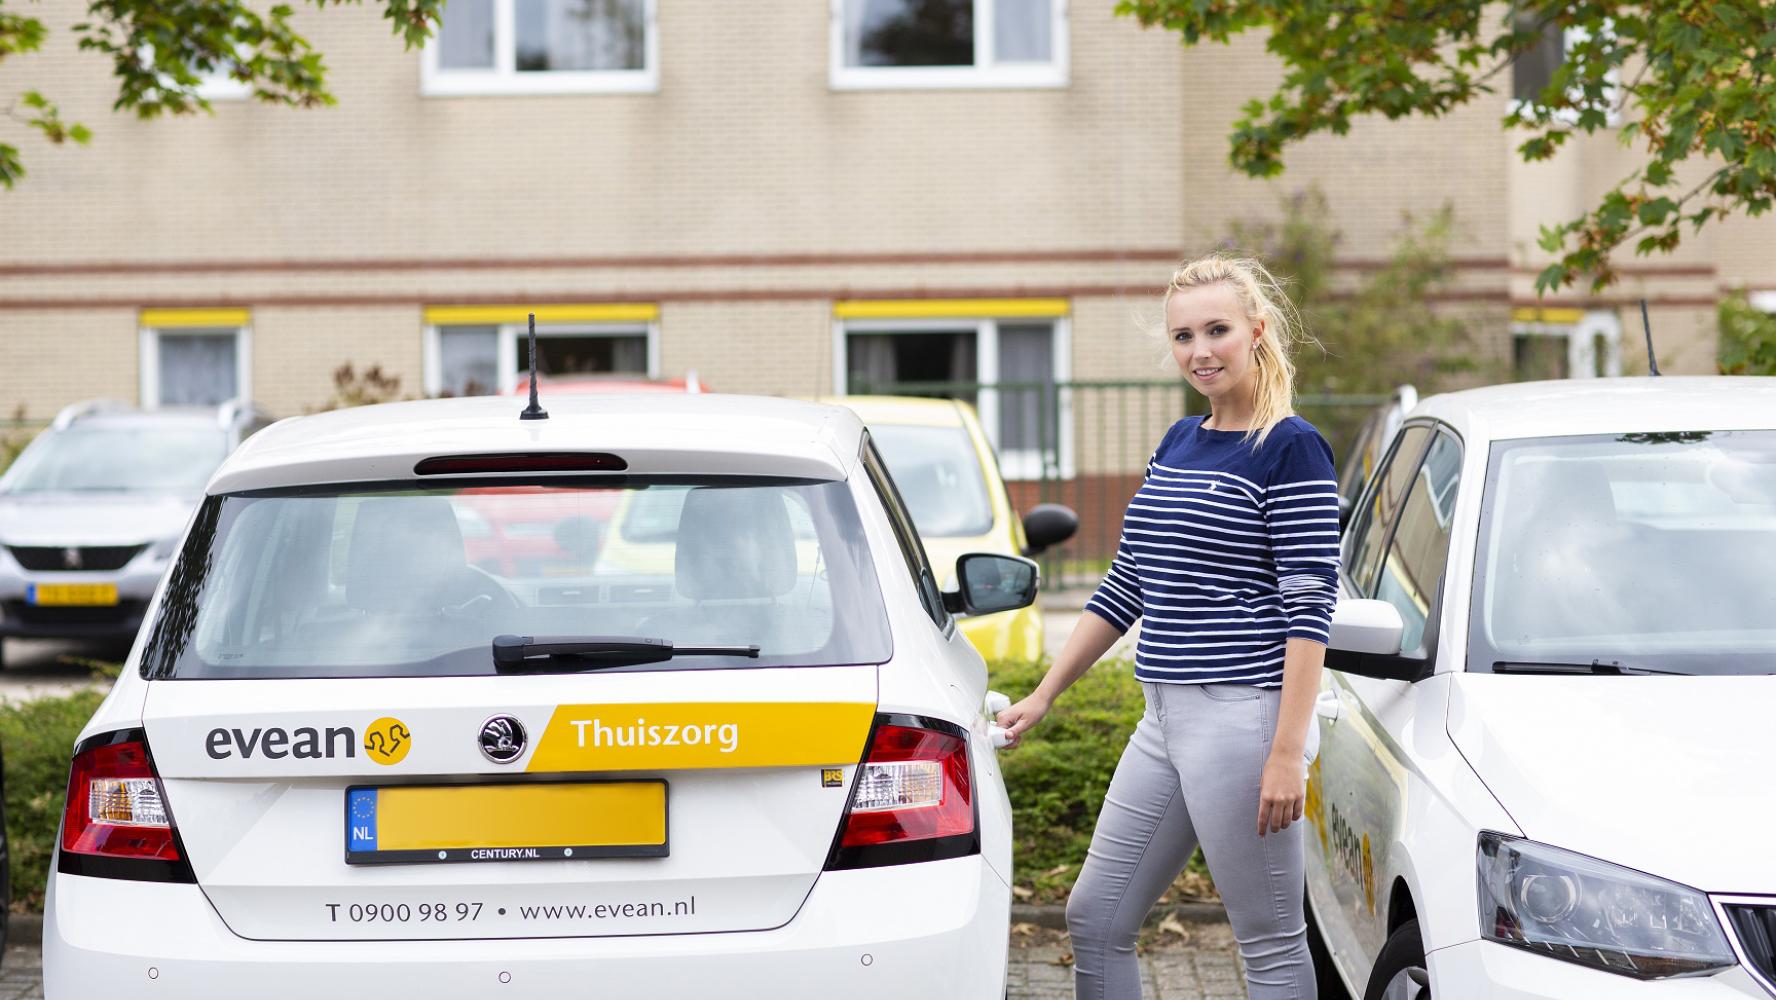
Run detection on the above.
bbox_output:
[0,310,139,419]
[251,305,426,416]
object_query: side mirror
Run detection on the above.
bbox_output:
[1021,503,1078,556]
[942,553,1040,616]
[1325,597,1426,681]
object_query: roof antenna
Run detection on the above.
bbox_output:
[518,312,547,422]
[1639,298,1660,377]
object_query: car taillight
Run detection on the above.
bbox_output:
[59,729,194,882]
[826,716,978,870]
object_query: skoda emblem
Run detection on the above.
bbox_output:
[479,715,527,764]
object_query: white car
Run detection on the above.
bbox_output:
[46,394,1031,998]
[1309,376,1776,1000]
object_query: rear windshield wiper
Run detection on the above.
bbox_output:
[1490,660,1689,676]
[492,634,760,673]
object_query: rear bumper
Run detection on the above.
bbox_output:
[46,855,1011,998]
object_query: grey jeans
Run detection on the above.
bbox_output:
[1066,682,1318,1000]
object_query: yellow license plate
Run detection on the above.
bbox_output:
[345,781,668,865]
[27,583,119,607]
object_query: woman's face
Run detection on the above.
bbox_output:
[1167,281,1263,404]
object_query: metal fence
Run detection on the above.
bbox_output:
[853,380,1385,590]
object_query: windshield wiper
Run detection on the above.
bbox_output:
[1490,660,1689,676]
[491,634,760,673]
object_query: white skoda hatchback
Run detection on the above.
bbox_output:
[46,393,1029,998]
[1311,376,1776,1000]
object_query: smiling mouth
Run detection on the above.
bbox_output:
[1193,367,1224,379]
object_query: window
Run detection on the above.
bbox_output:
[1372,432,1461,655]
[422,0,657,96]
[422,307,658,396]
[1511,16,1563,104]
[862,438,950,629]
[832,0,1067,89]
[1509,16,1619,125]
[835,308,1070,479]
[1511,308,1621,381]
[1343,424,1432,598]
[139,311,252,408]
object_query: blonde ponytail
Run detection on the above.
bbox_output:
[1165,255,1310,449]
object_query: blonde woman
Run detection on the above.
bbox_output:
[997,256,1336,999]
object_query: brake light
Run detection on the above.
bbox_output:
[60,730,193,881]
[827,717,978,870]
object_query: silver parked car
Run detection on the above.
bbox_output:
[0,399,272,665]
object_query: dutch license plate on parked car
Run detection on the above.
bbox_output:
[345,780,669,865]
[27,583,119,606]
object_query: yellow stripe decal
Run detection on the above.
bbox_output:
[1511,306,1586,325]
[834,298,1070,320]
[424,304,660,325]
[140,308,250,328]
[376,782,665,850]
[526,702,876,773]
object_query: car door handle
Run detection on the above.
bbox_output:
[1314,689,1342,723]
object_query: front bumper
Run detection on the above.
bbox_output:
[46,855,1011,998]
[1427,939,1766,999]
[0,560,164,641]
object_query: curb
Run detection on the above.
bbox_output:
[7,913,40,947]
[1011,901,1226,931]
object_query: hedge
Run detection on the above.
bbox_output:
[994,656,1213,904]
[2,688,106,911]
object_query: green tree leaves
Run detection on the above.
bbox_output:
[0,0,443,188]
[1118,0,1776,293]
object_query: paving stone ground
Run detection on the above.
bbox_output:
[1010,920,1246,1000]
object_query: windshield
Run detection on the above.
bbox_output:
[1471,430,1776,675]
[868,425,994,537]
[141,479,892,679]
[2,426,226,494]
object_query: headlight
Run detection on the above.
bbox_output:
[148,536,180,561]
[1478,832,1735,979]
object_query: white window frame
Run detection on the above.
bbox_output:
[421,0,659,97]
[139,323,253,408]
[829,0,1069,91]
[832,316,1073,479]
[1511,309,1622,379]
[423,320,659,396]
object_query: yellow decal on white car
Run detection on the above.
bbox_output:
[526,702,874,772]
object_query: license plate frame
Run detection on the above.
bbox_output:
[27,583,120,607]
[344,779,669,866]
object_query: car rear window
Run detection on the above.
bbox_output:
[140,478,893,679]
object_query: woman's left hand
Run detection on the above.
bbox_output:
[1256,750,1307,837]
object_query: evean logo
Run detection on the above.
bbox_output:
[206,726,358,760]
[204,716,414,764]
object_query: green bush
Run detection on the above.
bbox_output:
[2,688,105,911]
[1719,292,1776,375]
[994,656,1212,904]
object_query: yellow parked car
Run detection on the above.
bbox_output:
[831,396,1077,664]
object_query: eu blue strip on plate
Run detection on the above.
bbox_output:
[347,788,377,852]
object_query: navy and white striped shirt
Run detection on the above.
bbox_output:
[1085,415,1340,688]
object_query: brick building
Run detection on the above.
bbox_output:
[2,0,1771,467]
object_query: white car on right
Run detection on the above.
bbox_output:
[1310,376,1776,1000]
